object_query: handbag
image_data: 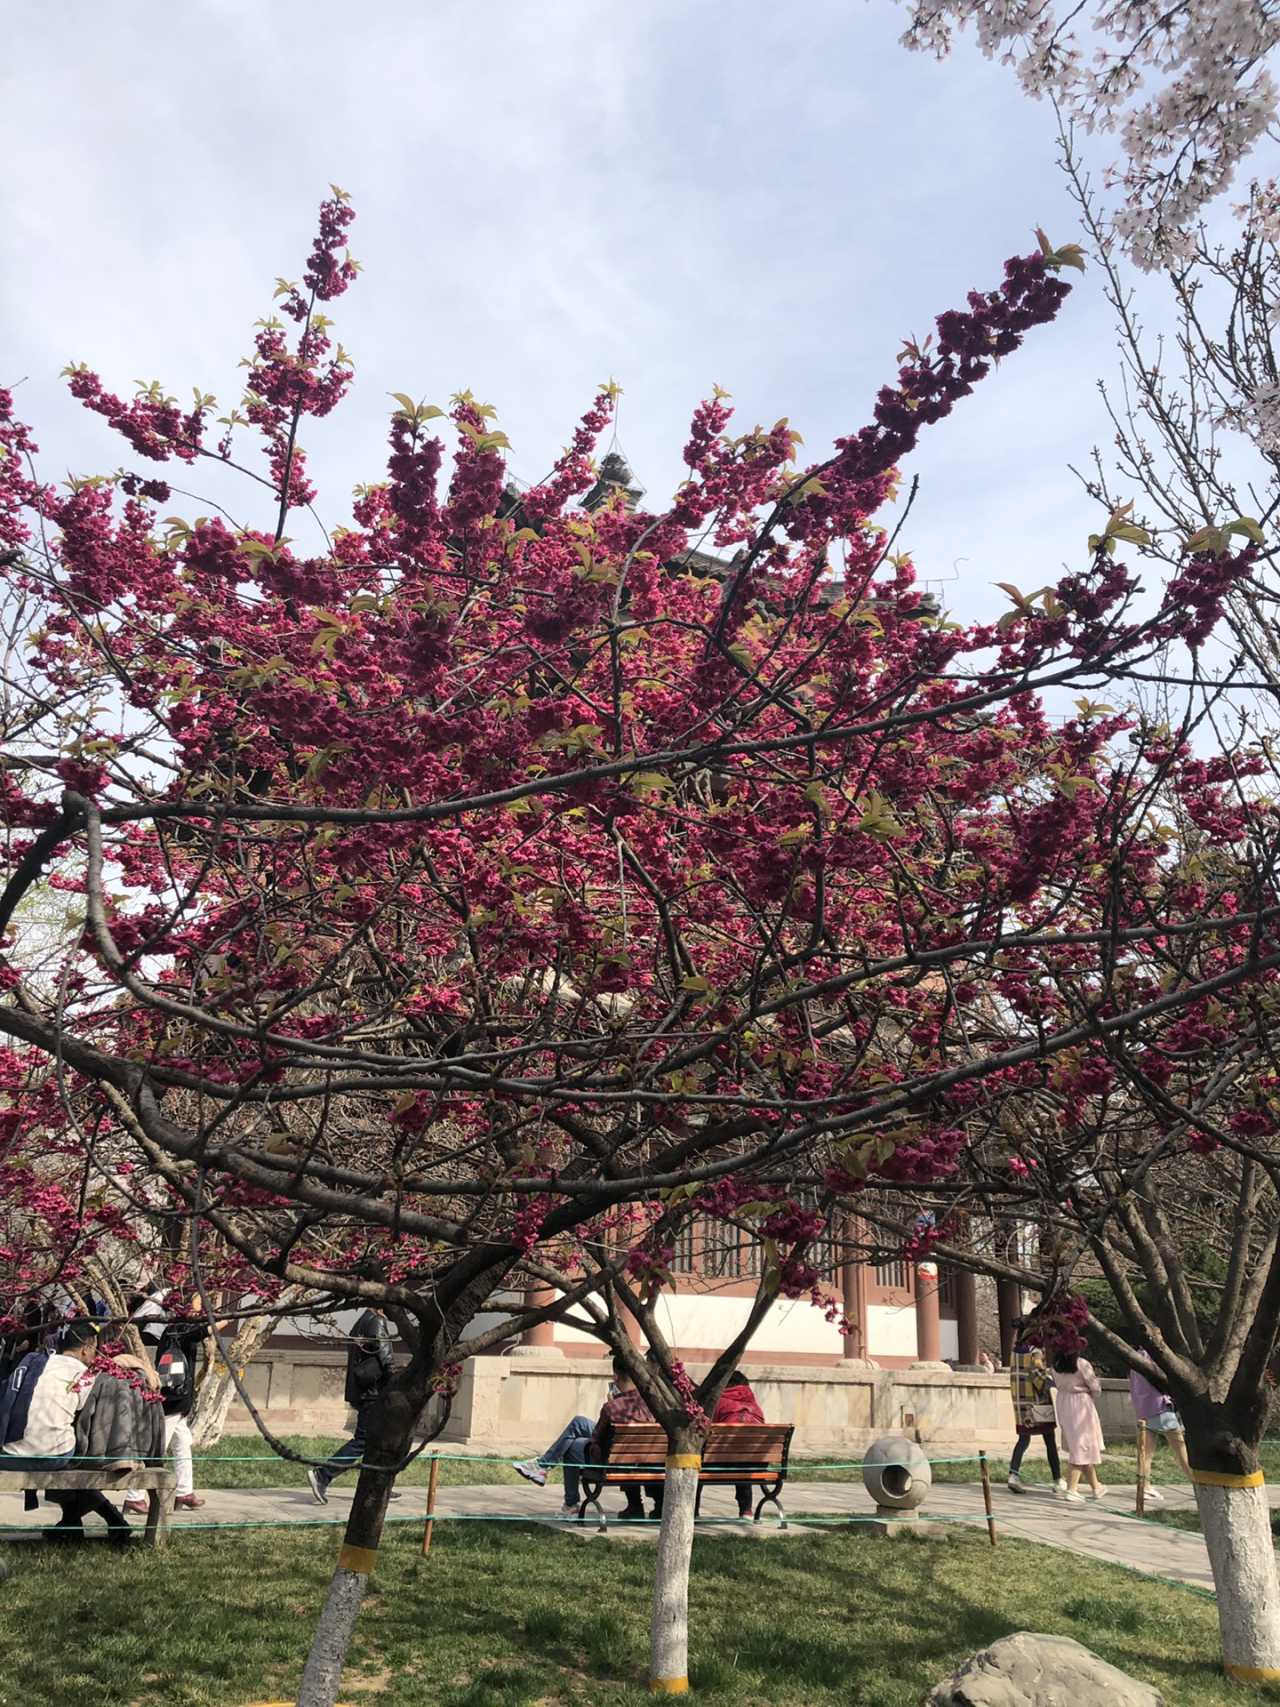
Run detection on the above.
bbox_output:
[1029,1401,1056,1425]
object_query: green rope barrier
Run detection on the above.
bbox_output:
[12,1450,988,1470]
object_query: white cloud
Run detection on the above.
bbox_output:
[3,0,1143,612]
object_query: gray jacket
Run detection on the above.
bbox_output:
[74,1373,167,1464]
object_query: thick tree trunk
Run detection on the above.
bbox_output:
[1182,1398,1280,1685]
[294,1390,415,1707]
[1196,1480,1280,1682]
[189,1303,295,1447]
[649,1424,702,1696]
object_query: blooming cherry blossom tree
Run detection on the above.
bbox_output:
[1,192,1270,1701]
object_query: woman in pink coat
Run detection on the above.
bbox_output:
[1051,1351,1106,1501]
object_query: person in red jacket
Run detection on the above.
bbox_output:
[649,1370,766,1522]
[714,1371,765,1521]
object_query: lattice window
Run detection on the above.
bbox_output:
[671,1218,698,1274]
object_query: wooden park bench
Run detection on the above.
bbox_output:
[577,1422,794,1530]
[0,1462,176,1546]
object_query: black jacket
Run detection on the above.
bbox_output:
[344,1311,393,1409]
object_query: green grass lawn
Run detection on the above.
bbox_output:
[0,1520,1269,1706]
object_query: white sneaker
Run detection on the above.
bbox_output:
[1007,1473,1026,1493]
[1059,1488,1085,1503]
[1054,1478,1068,1494]
[1092,1486,1108,1499]
[1142,1486,1164,1504]
[559,1502,579,1518]
[513,1460,547,1487]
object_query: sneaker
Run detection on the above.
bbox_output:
[1059,1489,1085,1503]
[513,1459,547,1487]
[307,1469,329,1505]
[1054,1478,1068,1494]
[174,1494,206,1510]
[1006,1473,1026,1493]
[1142,1486,1164,1504]
[121,1500,148,1516]
[1092,1485,1108,1499]
[559,1502,579,1518]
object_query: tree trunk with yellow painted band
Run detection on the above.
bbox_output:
[1194,1473,1280,1683]
[649,1428,702,1695]
[295,1391,415,1707]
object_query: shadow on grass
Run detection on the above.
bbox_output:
[0,1518,1253,1706]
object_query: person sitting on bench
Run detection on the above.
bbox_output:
[0,1318,158,1543]
[514,1355,653,1518]
[646,1369,766,1523]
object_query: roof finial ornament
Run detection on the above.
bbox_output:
[582,449,644,512]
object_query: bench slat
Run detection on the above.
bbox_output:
[597,1423,793,1479]
[0,1468,174,1490]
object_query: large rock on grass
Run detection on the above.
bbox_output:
[926,1632,1162,1706]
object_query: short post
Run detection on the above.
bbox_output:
[979,1450,997,1547]
[421,1452,440,1556]
[1136,1421,1147,1517]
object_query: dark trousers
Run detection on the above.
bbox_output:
[315,1400,372,1491]
[45,1488,130,1541]
[650,1482,754,1519]
[1010,1427,1062,1480]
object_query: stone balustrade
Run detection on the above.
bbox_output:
[219,1347,1147,1456]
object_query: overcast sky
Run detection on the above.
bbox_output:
[5,0,1146,628]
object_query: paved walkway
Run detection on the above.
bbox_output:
[4,1474,1275,1592]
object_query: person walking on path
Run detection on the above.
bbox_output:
[1006,1320,1066,1494]
[307,1309,400,1505]
[1129,1368,1192,1503]
[124,1292,224,1514]
[1052,1350,1107,1501]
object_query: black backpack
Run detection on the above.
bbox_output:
[155,1333,191,1400]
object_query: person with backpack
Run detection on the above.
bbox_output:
[123,1297,221,1514]
[1006,1316,1067,1494]
[307,1309,399,1504]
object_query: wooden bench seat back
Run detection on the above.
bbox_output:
[595,1423,793,1484]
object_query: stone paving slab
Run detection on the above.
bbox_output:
[2,1475,1274,1592]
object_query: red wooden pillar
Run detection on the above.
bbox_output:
[513,1284,562,1356]
[914,1262,944,1365]
[956,1267,980,1366]
[840,1215,870,1361]
[997,1278,1021,1365]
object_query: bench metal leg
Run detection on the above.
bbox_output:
[754,1492,786,1530]
[579,1494,606,1532]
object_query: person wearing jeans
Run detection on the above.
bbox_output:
[513,1413,595,1497]
[307,1309,399,1505]
[514,1357,652,1516]
[1129,1368,1192,1504]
